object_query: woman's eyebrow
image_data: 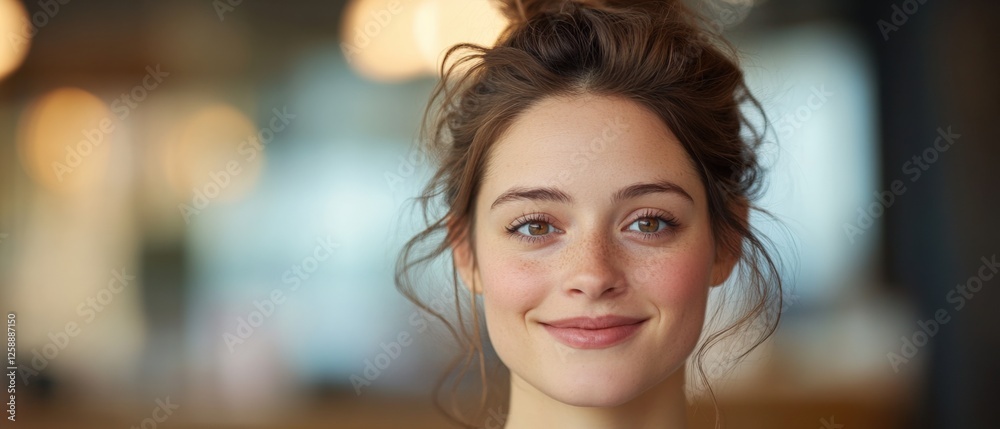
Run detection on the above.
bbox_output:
[490,186,571,210]
[612,180,693,204]
[490,179,693,211]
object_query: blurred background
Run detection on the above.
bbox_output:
[0,0,997,428]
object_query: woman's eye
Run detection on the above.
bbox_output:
[518,221,551,236]
[628,217,668,234]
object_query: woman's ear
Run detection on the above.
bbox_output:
[710,197,749,287]
[448,217,481,294]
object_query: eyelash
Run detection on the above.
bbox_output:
[627,208,680,240]
[503,209,680,244]
[504,212,556,244]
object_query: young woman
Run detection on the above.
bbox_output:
[396,0,783,427]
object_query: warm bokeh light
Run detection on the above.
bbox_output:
[16,87,113,193]
[0,0,31,81]
[162,103,265,211]
[414,0,508,74]
[340,0,429,82]
[341,0,509,81]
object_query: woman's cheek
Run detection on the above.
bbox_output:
[479,253,549,368]
[631,245,714,308]
[480,252,548,311]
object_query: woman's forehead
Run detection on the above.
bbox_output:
[479,94,704,204]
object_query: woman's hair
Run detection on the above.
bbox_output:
[394,0,783,427]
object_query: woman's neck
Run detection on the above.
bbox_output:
[502,366,688,429]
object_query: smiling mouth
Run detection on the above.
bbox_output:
[540,315,647,349]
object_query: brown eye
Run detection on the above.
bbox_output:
[627,214,674,235]
[637,218,659,233]
[526,222,550,235]
[507,216,562,242]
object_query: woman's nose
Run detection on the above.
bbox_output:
[561,231,627,299]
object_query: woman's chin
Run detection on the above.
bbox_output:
[536,371,650,408]
[545,386,640,408]
[513,356,687,409]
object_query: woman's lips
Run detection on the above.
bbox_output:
[540,315,647,349]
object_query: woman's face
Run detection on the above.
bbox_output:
[453,94,736,407]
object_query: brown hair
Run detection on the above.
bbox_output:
[395,0,783,427]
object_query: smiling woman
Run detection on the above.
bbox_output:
[395,1,783,428]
